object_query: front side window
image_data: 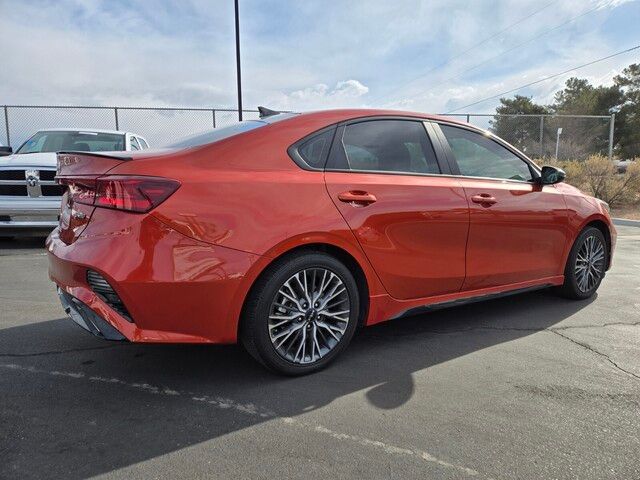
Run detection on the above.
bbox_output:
[130,136,140,150]
[440,125,533,181]
[329,120,440,175]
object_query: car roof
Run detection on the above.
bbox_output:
[36,128,146,137]
[272,108,472,129]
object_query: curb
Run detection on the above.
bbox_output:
[613,218,640,227]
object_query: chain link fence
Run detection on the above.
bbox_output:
[0,105,614,161]
[0,105,260,149]
[441,113,614,161]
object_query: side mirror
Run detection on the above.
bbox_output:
[539,165,566,185]
[0,146,12,156]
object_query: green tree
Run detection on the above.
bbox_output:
[614,63,640,158]
[491,64,639,159]
[551,77,624,158]
[489,95,549,155]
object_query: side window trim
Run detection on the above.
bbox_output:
[433,121,540,183]
[325,118,445,177]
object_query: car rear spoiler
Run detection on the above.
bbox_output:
[57,151,133,161]
[56,151,133,178]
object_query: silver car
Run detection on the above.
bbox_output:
[0,129,149,236]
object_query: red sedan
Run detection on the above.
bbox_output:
[47,109,615,375]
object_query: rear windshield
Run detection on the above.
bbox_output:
[17,131,126,154]
[168,121,265,149]
[166,113,298,149]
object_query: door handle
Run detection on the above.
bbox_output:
[337,190,377,206]
[471,193,497,206]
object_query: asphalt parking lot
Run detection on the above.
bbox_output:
[1,227,639,480]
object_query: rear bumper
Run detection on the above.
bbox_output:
[0,197,60,232]
[58,288,127,341]
[47,213,260,344]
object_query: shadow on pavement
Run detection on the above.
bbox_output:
[0,290,594,479]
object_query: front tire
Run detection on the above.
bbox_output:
[241,251,360,376]
[557,226,608,300]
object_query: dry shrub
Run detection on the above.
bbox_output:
[543,155,640,207]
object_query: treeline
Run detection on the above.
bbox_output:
[490,63,639,159]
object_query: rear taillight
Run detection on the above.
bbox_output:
[94,176,180,213]
[58,175,180,213]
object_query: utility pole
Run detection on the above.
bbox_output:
[555,127,562,159]
[608,113,615,161]
[234,0,243,121]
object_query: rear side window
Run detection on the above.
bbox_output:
[440,125,533,182]
[297,129,334,169]
[328,120,440,175]
[130,136,140,150]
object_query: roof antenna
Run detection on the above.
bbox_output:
[258,106,280,118]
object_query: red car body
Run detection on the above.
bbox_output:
[46,109,615,358]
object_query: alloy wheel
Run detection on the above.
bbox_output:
[268,268,351,365]
[575,235,605,293]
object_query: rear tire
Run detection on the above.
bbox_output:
[241,251,359,376]
[557,226,608,300]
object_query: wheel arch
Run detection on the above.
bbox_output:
[583,218,613,269]
[562,214,613,273]
[235,239,374,341]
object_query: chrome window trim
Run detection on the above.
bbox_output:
[324,168,537,185]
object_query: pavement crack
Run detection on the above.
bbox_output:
[550,330,640,382]
[0,344,124,358]
[553,321,640,331]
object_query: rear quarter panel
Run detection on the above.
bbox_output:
[108,122,389,302]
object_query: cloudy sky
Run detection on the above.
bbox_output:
[0,0,639,114]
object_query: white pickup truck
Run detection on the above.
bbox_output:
[0,129,149,236]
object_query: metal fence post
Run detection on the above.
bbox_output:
[466,114,470,123]
[608,113,615,161]
[3,106,9,147]
[212,109,216,128]
[114,107,119,131]
[539,116,544,158]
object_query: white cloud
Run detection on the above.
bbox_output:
[0,0,636,117]
[267,80,369,111]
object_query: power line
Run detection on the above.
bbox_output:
[444,44,640,113]
[375,2,603,105]
[414,2,557,80]
[434,2,604,88]
[368,0,557,103]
